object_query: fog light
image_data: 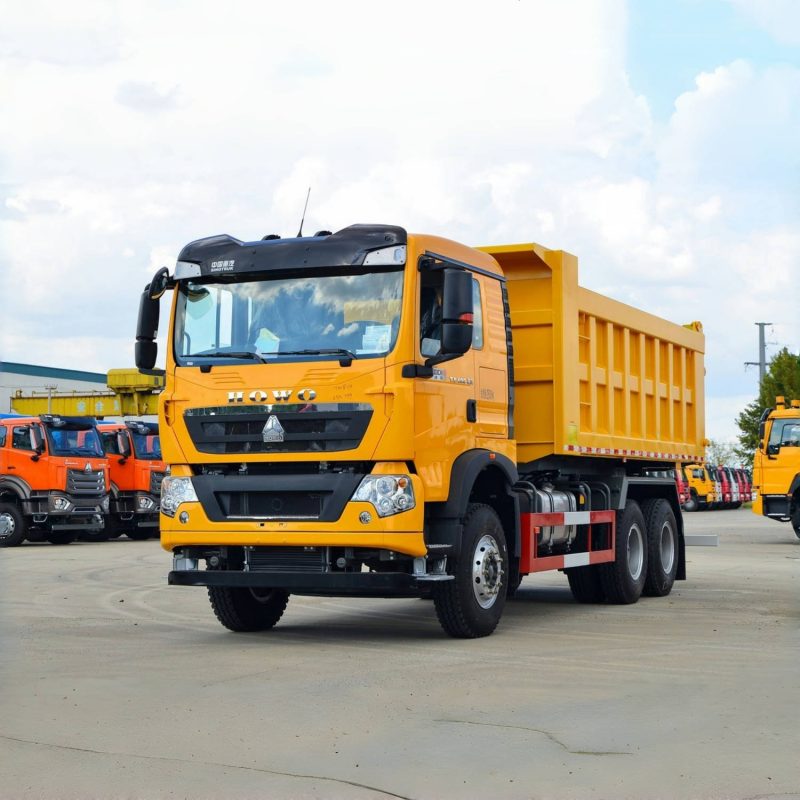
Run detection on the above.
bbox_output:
[359,511,372,524]
[179,511,189,524]
[50,496,71,511]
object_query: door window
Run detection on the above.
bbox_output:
[12,426,32,450]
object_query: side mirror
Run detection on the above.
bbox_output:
[149,267,171,300]
[29,425,44,460]
[438,268,473,357]
[767,443,780,456]
[135,284,161,370]
[117,431,132,461]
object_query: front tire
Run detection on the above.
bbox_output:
[0,503,27,547]
[432,503,508,638]
[126,528,153,541]
[47,532,76,545]
[683,491,698,513]
[208,586,290,632]
[641,498,679,597]
[600,499,647,604]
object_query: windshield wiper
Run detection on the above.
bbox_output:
[278,349,357,365]
[190,351,269,371]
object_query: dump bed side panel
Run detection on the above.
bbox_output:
[480,243,705,465]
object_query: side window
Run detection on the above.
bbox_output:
[471,278,483,350]
[101,432,121,455]
[12,426,32,450]
[419,272,444,358]
[0,426,6,447]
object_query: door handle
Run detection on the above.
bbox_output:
[466,399,477,423]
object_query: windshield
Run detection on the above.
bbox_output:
[46,426,104,457]
[132,432,161,460]
[768,417,800,449]
[174,269,404,364]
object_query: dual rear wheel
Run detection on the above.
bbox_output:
[566,498,679,604]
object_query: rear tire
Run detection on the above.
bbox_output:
[47,532,76,545]
[600,499,647,604]
[641,498,679,597]
[0,503,27,547]
[433,504,508,638]
[81,529,111,542]
[208,587,290,632]
[566,566,605,603]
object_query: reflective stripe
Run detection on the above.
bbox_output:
[563,552,591,568]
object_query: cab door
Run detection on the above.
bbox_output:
[760,416,800,502]
[473,276,509,440]
[413,266,477,501]
[6,424,44,490]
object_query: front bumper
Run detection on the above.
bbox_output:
[24,493,107,531]
[169,568,423,597]
[160,469,426,557]
[110,492,160,527]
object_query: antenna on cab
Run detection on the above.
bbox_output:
[297,187,311,237]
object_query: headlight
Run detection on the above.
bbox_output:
[136,495,156,511]
[352,474,415,517]
[50,495,72,512]
[101,496,110,512]
[161,477,198,518]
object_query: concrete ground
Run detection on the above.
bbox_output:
[0,508,798,800]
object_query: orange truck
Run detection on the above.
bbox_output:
[135,225,705,638]
[98,421,165,540]
[0,414,109,546]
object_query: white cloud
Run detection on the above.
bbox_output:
[727,0,800,45]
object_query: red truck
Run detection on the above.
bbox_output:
[98,421,165,540]
[0,415,109,546]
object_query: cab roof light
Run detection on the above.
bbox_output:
[776,396,786,408]
[791,399,800,409]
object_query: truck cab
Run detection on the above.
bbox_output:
[0,415,109,546]
[681,463,714,511]
[98,421,165,540]
[753,397,800,537]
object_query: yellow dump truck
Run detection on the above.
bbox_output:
[135,225,705,638]
[752,396,800,538]
[680,463,716,511]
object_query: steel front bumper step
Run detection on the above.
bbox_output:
[168,569,441,597]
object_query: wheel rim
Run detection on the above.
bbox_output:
[0,512,15,539]
[472,534,504,609]
[249,588,277,604]
[627,523,644,581]
[659,521,675,574]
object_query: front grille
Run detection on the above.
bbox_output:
[67,469,105,496]
[192,471,363,523]
[217,490,322,520]
[184,403,373,454]
[150,471,165,495]
[246,547,327,573]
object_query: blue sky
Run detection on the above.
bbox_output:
[629,0,799,120]
[1,0,799,443]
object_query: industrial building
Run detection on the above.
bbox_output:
[0,361,108,415]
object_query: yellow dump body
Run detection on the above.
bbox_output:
[479,243,706,465]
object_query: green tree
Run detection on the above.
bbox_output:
[706,439,738,467]
[736,348,800,464]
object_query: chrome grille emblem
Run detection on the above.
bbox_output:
[262,415,285,443]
